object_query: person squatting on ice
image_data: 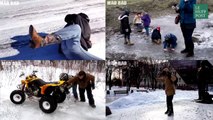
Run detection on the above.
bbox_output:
[163,33,177,51]
[157,68,177,116]
[29,13,102,60]
[151,27,161,44]
[118,10,134,45]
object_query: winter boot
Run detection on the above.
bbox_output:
[164,109,169,114]
[29,25,43,48]
[124,38,128,44]
[167,106,174,116]
[186,51,194,57]
[127,39,134,45]
[90,104,96,108]
[180,49,189,54]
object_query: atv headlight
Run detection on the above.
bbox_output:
[59,86,65,93]
[17,84,23,90]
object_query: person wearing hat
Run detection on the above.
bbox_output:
[28,13,102,60]
[157,67,177,116]
[151,27,161,44]
[163,33,177,51]
[59,73,78,101]
[66,71,96,108]
[118,10,134,45]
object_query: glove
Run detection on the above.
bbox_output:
[91,82,95,90]
[172,5,179,10]
[125,29,129,32]
[172,6,176,9]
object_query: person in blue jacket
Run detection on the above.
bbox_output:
[173,0,196,57]
[29,14,102,60]
[163,33,177,51]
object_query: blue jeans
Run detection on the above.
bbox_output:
[163,42,177,49]
[54,24,102,60]
[144,27,149,36]
[72,83,78,99]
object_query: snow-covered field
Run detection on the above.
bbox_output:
[0,0,105,59]
[0,63,105,120]
[106,87,213,120]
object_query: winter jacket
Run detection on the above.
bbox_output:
[157,70,176,96]
[163,33,177,49]
[141,13,151,27]
[151,29,161,40]
[133,15,142,24]
[67,73,95,89]
[118,13,132,34]
[178,0,196,28]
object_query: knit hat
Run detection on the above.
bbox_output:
[157,27,160,31]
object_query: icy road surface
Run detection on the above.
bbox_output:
[107,14,213,60]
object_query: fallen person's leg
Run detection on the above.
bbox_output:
[29,25,102,60]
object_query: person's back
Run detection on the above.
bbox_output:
[179,0,196,27]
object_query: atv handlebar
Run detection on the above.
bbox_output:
[19,70,38,77]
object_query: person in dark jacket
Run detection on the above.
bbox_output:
[29,14,102,60]
[118,10,134,45]
[197,60,210,101]
[173,0,196,57]
[151,27,161,44]
[157,68,177,116]
[163,33,177,51]
[141,12,151,37]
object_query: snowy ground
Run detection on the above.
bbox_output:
[0,65,105,120]
[106,87,213,120]
[0,0,105,59]
[106,14,213,60]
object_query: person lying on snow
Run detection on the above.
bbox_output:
[163,33,177,51]
[151,27,161,44]
[62,71,96,108]
[29,13,102,60]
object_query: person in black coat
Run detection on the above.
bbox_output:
[151,27,161,44]
[118,10,134,45]
[197,60,210,101]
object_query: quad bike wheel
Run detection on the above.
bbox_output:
[53,91,66,103]
[10,90,26,104]
[39,96,57,113]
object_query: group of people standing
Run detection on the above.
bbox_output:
[118,0,196,57]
